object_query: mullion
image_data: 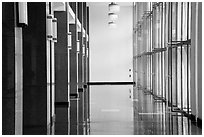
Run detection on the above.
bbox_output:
[158,4,160,97]
[150,5,153,93]
[158,4,161,97]
[157,5,160,97]
[164,2,167,101]
[175,2,178,107]
[167,2,171,106]
[172,2,177,110]
[49,2,53,134]
[186,2,190,115]
[180,2,183,111]
[168,2,172,110]
[155,4,157,96]
[145,14,148,90]
[147,14,149,91]
[170,2,173,111]
[161,3,164,99]
[152,4,155,95]
[148,14,150,91]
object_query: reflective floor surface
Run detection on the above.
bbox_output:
[89,85,202,135]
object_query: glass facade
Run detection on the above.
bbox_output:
[133,2,192,116]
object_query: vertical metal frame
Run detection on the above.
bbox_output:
[160,3,164,99]
[167,2,171,106]
[180,2,183,111]
[186,2,190,115]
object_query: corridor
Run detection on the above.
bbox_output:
[2,2,202,135]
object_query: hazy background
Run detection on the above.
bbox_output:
[89,2,133,82]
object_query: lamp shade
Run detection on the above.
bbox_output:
[52,18,57,42]
[18,2,28,26]
[47,14,53,40]
[108,21,117,28]
[52,2,66,11]
[108,13,118,21]
[68,32,72,49]
[109,2,120,13]
[77,40,80,52]
[83,46,85,56]
[86,48,89,57]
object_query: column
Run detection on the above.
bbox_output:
[69,4,79,132]
[54,3,69,134]
[2,2,15,134]
[22,2,47,134]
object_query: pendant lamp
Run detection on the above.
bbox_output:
[109,2,120,13]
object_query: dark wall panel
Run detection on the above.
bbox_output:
[23,2,47,135]
[54,10,68,134]
[2,2,15,134]
[69,24,78,135]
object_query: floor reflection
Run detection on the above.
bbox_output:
[90,85,134,135]
[90,85,202,135]
[134,87,202,135]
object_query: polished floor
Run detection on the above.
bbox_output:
[89,85,202,135]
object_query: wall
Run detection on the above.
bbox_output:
[23,3,47,134]
[2,2,15,134]
[89,3,133,82]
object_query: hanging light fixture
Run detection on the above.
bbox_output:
[68,32,72,49]
[17,2,28,27]
[77,40,80,52]
[108,2,119,28]
[47,14,53,40]
[109,2,120,13]
[108,13,118,22]
[108,21,117,28]
[52,18,57,43]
